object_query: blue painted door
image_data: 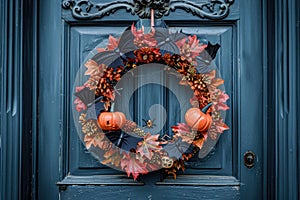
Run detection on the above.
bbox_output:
[38,1,264,199]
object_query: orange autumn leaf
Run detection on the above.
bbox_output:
[96,35,119,52]
[182,153,193,161]
[97,47,106,52]
[211,78,224,88]
[204,70,224,88]
[206,70,216,80]
[84,60,106,76]
[173,160,185,171]
[102,149,122,167]
[84,133,105,149]
[166,168,177,179]
[192,137,206,149]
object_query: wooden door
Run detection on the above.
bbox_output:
[38,0,264,199]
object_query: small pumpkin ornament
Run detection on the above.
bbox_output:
[185,103,213,132]
[97,111,126,131]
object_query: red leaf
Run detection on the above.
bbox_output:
[211,89,229,111]
[176,35,207,58]
[137,133,162,159]
[131,24,157,47]
[97,47,106,52]
[120,153,148,180]
[187,35,207,57]
[107,35,119,50]
[215,102,229,111]
[172,123,197,144]
[219,91,229,103]
[75,85,85,92]
[74,98,87,112]
[171,123,191,135]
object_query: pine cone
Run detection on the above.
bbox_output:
[95,67,124,101]
[189,74,210,109]
[149,152,162,165]
[82,119,100,136]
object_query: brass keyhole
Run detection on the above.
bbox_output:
[244,151,255,168]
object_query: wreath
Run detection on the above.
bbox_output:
[73,23,229,180]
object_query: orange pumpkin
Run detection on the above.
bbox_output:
[185,108,212,132]
[97,112,126,131]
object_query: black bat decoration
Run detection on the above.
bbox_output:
[74,87,105,108]
[92,26,137,67]
[105,130,142,151]
[196,42,221,73]
[163,138,193,159]
[155,28,186,54]
[74,87,96,105]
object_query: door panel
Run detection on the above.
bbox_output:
[171,26,234,173]
[67,25,234,176]
[69,27,129,175]
[39,0,264,199]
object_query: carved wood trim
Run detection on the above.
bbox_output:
[62,0,234,20]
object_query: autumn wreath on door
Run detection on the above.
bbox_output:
[73,22,229,180]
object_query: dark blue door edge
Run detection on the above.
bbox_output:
[265,0,300,199]
[0,0,37,199]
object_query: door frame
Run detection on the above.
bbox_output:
[0,0,299,199]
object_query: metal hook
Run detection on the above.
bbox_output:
[151,9,154,27]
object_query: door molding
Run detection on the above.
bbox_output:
[265,0,300,199]
[0,0,22,199]
[0,0,37,199]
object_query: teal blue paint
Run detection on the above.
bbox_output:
[1,0,300,199]
[0,0,23,199]
[37,0,62,199]
[273,0,299,199]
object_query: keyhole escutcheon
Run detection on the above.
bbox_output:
[244,151,256,169]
